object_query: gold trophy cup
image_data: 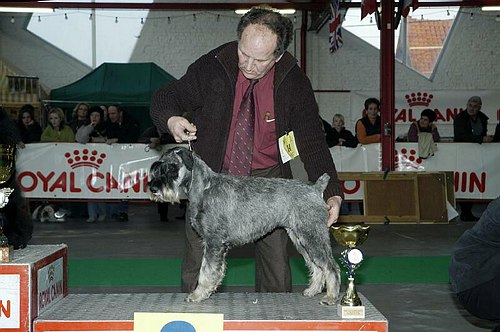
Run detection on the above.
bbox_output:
[330,224,370,318]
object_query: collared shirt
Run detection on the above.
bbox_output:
[223,67,278,171]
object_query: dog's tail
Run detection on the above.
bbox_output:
[314,173,330,193]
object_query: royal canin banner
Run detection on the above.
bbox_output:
[350,90,500,138]
[331,142,499,200]
[16,143,178,200]
[15,142,498,200]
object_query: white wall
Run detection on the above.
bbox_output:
[0,14,90,94]
[1,7,499,131]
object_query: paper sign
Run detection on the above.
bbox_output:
[278,131,299,163]
[134,312,223,332]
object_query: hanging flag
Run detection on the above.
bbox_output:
[361,0,377,20]
[402,0,419,17]
[329,0,343,53]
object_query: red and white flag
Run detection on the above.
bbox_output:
[361,0,377,20]
[329,0,343,53]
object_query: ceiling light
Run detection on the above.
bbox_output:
[235,8,296,15]
[0,7,53,13]
[481,6,500,11]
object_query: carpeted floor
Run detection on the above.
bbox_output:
[30,201,495,331]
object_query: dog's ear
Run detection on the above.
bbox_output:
[175,147,194,171]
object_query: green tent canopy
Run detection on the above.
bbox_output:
[47,62,176,133]
[49,62,176,106]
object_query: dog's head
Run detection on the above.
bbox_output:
[147,146,194,203]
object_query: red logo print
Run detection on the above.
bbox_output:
[405,92,433,107]
[65,149,106,169]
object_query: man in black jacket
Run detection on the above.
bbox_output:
[454,96,493,144]
[151,6,343,294]
[453,96,494,222]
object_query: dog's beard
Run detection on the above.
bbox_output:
[148,186,181,204]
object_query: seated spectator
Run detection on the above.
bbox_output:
[41,108,75,142]
[356,98,381,144]
[454,96,493,144]
[454,96,494,222]
[75,106,108,223]
[449,196,500,330]
[105,105,140,221]
[75,106,107,144]
[138,126,176,222]
[69,103,90,134]
[407,108,440,142]
[105,105,140,144]
[330,114,358,148]
[17,104,42,144]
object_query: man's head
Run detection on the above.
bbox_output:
[107,105,122,123]
[419,108,436,128]
[236,6,293,80]
[88,106,104,126]
[466,96,482,118]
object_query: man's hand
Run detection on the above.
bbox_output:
[326,196,342,227]
[167,116,197,143]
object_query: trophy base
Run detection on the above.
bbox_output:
[337,304,366,319]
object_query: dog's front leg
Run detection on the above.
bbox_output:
[186,242,227,303]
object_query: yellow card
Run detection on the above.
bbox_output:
[134,312,224,332]
[278,131,299,163]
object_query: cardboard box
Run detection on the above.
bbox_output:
[0,244,67,332]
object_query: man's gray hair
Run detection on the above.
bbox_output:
[237,6,294,59]
[468,96,482,105]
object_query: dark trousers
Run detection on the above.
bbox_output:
[457,274,500,323]
[181,164,292,293]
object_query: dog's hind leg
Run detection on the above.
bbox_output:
[186,242,228,303]
[287,230,326,298]
[320,262,340,306]
[288,227,340,305]
[307,240,340,305]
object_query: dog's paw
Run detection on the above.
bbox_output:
[303,287,321,297]
[185,289,210,303]
[319,294,337,306]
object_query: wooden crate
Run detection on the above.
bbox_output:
[338,171,453,224]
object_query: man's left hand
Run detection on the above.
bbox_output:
[326,196,342,227]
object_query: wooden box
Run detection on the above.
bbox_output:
[338,171,453,224]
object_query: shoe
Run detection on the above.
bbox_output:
[97,215,106,222]
[460,213,479,222]
[86,217,96,223]
[118,213,128,222]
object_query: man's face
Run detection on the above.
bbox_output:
[238,24,279,80]
[107,106,120,123]
[466,101,481,117]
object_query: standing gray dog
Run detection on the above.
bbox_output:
[148,147,340,305]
